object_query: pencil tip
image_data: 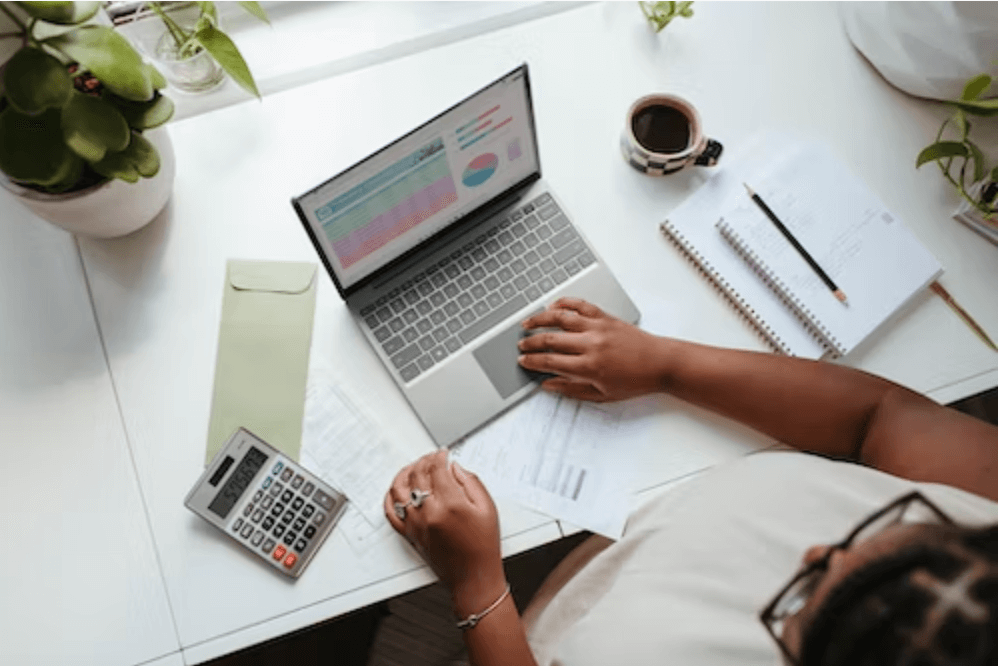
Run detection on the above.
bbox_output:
[743,182,754,197]
[835,290,848,304]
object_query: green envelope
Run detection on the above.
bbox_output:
[205,259,318,465]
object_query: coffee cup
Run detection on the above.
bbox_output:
[620,94,723,176]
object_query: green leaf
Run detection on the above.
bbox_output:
[952,98,998,117]
[961,73,992,101]
[43,151,86,192]
[145,63,168,91]
[61,92,130,162]
[105,91,175,130]
[90,130,160,183]
[952,108,969,140]
[47,25,154,102]
[91,149,139,183]
[194,15,213,34]
[916,141,969,168]
[0,106,80,186]
[238,1,269,24]
[122,131,160,178]
[17,1,100,25]
[194,23,259,98]
[966,140,987,183]
[2,47,73,114]
[992,165,998,182]
[198,1,219,24]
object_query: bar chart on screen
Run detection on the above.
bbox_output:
[456,104,514,151]
[316,138,459,269]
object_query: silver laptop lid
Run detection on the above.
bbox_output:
[293,64,541,299]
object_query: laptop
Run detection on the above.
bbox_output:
[292,64,639,446]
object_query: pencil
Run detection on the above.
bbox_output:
[743,183,848,304]
[929,281,997,351]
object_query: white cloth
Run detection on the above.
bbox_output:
[527,451,998,666]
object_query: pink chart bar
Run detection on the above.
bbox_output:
[459,116,514,150]
[456,105,500,134]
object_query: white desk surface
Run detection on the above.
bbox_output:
[0,202,181,664]
[60,1,998,663]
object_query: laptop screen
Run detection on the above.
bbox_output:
[294,65,540,294]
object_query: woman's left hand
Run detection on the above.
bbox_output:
[384,451,507,617]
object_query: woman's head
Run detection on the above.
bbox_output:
[774,506,998,666]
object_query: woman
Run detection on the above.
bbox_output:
[384,298,998,666]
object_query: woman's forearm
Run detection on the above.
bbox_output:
[659,335,998,501]
[657,337,909,459]
[518,298,998,497]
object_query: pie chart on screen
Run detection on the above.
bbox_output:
[462,153,498,187]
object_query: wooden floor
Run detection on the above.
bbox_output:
[205,388,998,666]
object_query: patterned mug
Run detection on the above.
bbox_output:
[621,94,723,176]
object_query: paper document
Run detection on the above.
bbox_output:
[299,372,410,545]
[336,503,393,554]
[454,390,634,539]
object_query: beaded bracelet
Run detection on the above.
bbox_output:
[456,583,512,630]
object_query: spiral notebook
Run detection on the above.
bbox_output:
[660,133,942,359]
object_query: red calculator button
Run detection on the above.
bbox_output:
[273,545,286,561]
[283,553,297,568]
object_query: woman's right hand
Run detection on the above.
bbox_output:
[518,297,671,402]
[384,451,507,618]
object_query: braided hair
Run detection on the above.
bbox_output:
[799,525,998,666]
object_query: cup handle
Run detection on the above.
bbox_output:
[694,139,724,167]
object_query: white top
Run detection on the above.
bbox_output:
[527,451,998,666]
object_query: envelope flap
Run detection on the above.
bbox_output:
[228,260,316,294]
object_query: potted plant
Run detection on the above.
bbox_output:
[916,73,998,243]
[125,1,267,96]
[0,1,176,238]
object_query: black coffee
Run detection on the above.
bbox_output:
[631,105,690,154]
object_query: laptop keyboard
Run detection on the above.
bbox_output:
[360,193,596,384]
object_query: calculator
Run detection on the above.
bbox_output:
[185,428,348,579]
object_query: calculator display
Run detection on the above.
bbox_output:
[207,446,268,519]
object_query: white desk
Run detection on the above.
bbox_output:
[0,200,181,665]
[32,1,998,664]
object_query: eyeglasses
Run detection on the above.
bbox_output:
[759,491,954,665]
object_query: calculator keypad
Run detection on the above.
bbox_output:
[229,458,339,573]
[187,430,347,580]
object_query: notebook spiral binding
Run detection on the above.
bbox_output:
[659,220,794,355]
[714,219,843,357]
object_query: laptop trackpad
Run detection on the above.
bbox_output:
[473,320,553,399]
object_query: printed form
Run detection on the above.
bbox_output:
[454,390,636,539]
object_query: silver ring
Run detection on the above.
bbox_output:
[393,501,410,521]
[410,488,431,507]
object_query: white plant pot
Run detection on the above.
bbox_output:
[841,2,998,101]
[1,126,175,239]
